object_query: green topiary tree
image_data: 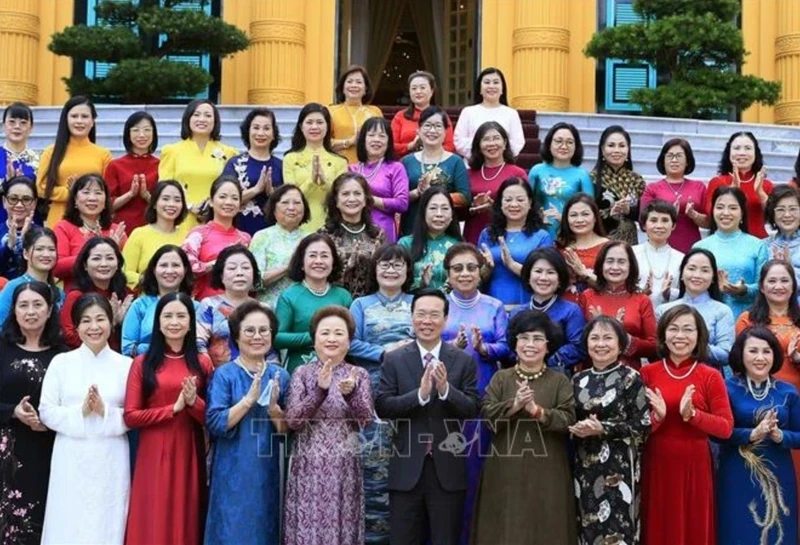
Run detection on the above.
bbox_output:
[49,0,249,103]
[584,0,781,119]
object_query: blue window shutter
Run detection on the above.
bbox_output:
[84,0,138,80]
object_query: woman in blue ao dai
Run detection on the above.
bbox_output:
[716,327,800,545]
[766,185,800,284]
[204,302,290,545]
[693,186,768,318]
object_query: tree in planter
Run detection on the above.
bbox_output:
[48,0,249,103]
[584,0,781,119]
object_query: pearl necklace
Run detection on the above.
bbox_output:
[591,362,622,376]
[662,358,698,380]
[480,162,505,181]
[515,364,546,382]
[235,357,267,379]
[357,159,384,183]
[450,291,481,309]
[340,222,366,234]
[747,376,771,401]
[302,280,330,297]
[529,296,557,313]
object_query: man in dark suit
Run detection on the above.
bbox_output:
[375,288,479,545]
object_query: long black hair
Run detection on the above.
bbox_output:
[21,227,60,304]
[409,186,463,262]
[718,131,764,175]
[473,67,509,106]
[42,96,97,201]
[356,117,397,163]
[140,292,206,400]
[72,237,128,300]
[749,260,800,328]
[63,174,113,229]
[677,248,724,302]
[486,176,544,243]
[1,281,63,348]
[288,103,338,155]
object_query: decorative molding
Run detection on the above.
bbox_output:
[250,20,305,45]
[514,94,569,111]
[248,89,305,105]
[0,79,37,104]
[0,10,39,38]
[512,27,570,52]
[775,33,800,59]
[775,100,800,125]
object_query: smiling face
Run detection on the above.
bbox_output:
[303,240,334,283]
[644,211,675,245]
[275,188,305,230]
[664,144,687,177]
[601,246,630,288]
[501,184,531,225]
[301,112,327,145]
[159,300,191,345]
[480,72,503,103]
[155,184,184,223]
[189,103,215,137]
[515,329,548,367]
[3,116,32,147]
[412,295,447,345]
[238,310,274,360]
[418,113,446,148]
[681,253,714,296]
[773,195,800,235]
[761,264,794,307]
[567,201,595,236]
[447,251,481,294]
[130,118,154,154]
[664,312,698,361]
[550,128,576,164]
[602,132,629,169]
[85,243,118,286]
[528,258,560,299]
[376,257,408,292]
[587,322,620,368]
[249,114,274,152]
[713,193,742,233]
[75,180,106,220]
[211,181,241,221]
[425,193,453,235]
[221,253,254,294]
[77,304,111,351]
[742,336,773,382]
[155,251,186,293]
[365,124,389,160]
[314,315,351,363]
[14,289,49,336]
[3,183,36,224]
[479,128,506,163]
[23,235,57,274]
[343,71,367,102]
[336,179,366,221]
[67,104,93,138]
[409,76,434,108]
[729,135,756,172]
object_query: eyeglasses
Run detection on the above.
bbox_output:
[553,139,575,148]
[449,263,480,273]
[378,261,406,272]
[421,123,445,132]
[775,207,800,216]
[413,311,444,321]
[241,326,272,338]
[517,334,548,344]
[4,195,35,206]
[666,153,686,161]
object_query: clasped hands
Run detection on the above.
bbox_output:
[419,358,448,401]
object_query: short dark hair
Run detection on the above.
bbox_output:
[336,65,375,104]
[765,184,800,230]
[729,326,784,375]
[468,121,515,170]
[581,315,629,357]
[210,245,260,291]
[323,172,381,237]
[229,300,279,350]
[656,304,709,362]
[180,99,221,140]
[239,108,280,151]
[286,233,342,283]
[443,243,485,270]
[541,122,584,166]
[21,227,60,297]
[641,199,677,225]
[356,117,397,163]
[556,193,607,248]
[206,174,242,223]
[140,245,194,296]
[486,176,543,243]
[749,260,800,328]
[264,184,310,226]
[507,310,563,357]
[677,248,724,301]
[309,305,356,340]
[2,175,37,200]
[72,237,129,300]
[594,241,639,294]
[288,103,337,154]
[473,67,509,106]
[593,125,633,183]
[122,111,158,154]
[144,180,188,226]
[1,281,63,348]
[367,244,413,293]
[64,174,113,229]
[521,247,570,296]
[418,106,450,130]
[656,138,695,175]
[718,131,764,175]
[2,102,33,124]
[709,185,749,234]
[71,292,113,328]
[411,288,449,316]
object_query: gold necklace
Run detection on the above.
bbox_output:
[514,364,546,382]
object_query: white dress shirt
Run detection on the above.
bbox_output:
[416,340,450,405]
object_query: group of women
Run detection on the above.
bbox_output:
[0,62,799,545]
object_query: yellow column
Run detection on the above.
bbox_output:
[0,0,39,105]
[303,0,336,104]
[220,0,251,104]
[568,0,597,113]
[247,0,307,105]
[37,0,72,105]
[511,0,570,111]
[481,0,516,94]
[774,0,800,125]
[741,0,777,124]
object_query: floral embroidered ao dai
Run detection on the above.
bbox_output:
[318,225,387,300]
[222,152,284,236]
[250,224,306,309]
[572,363,650,545]
[592,166,646,245]
[397,233,460,291]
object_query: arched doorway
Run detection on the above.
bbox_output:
[337,0,479,107]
